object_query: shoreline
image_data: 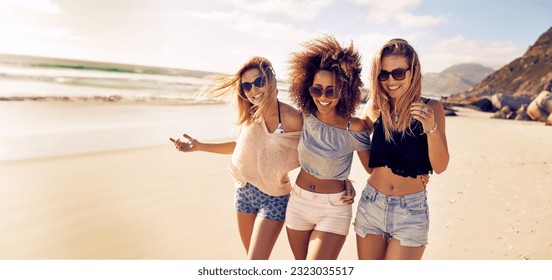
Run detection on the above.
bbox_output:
[0,96,226,105]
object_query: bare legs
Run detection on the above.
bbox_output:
[286,228,346,260]
[236,212,284,260]
[356,233,387,260]
[356,233,425,260]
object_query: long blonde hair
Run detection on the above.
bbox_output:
[205,57,278,125]
[370,38,422,141]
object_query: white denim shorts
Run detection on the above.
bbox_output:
[285,184,352,236]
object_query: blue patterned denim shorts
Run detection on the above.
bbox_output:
[354,182,429,247]
[234,182,290,222]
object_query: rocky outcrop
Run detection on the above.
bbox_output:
[527,90,552,121]
[443,26,552,124]
[492,104,532,121]
[444,26,551,101]
[491,93,532,111]
[514,104,531,121]
[464,96,493,112]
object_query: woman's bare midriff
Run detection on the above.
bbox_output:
[368,166,426,196]
[296,168,346,194]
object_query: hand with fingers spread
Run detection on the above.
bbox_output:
[411,101,436,134]
[169,134,199,152]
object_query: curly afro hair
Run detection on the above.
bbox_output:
[288,34,363,117]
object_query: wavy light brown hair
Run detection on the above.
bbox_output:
[206,56,278,125]
[370,38,422,141]
[288,35,363,117]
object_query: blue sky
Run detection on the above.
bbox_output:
[0,0,550,76]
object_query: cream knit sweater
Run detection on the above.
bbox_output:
[228,118,300,196]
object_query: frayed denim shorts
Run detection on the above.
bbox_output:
[354,182,429,247]
[234,182,289,222]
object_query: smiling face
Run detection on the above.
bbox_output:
[240,68,266,105]
[380,55,412,100]
[310,70,339,114]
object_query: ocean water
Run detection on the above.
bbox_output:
[0,55,292,103]
[0,57,292,161]
[0,59,221,161]
[0,65,212,102]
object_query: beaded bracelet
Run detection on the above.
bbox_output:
[425,122,438,134]
[420,123,437,135]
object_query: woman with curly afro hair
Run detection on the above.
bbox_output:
[285,35,371,260]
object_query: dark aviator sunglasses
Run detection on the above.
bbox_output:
[309,86,338,99]
[240,76,266,93]
[378,68,410,81]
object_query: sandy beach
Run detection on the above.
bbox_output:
[0,104,551,260]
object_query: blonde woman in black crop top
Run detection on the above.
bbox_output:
[354,39,449,260]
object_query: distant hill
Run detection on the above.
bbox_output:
[444,26,552,104]
[0,53,219,78]
[423,63,494,96]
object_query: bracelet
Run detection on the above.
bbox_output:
[420,123,437,135]
[343,179,352,188]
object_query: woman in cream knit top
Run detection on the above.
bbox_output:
[229,111,300,196]
[170,57,302,260]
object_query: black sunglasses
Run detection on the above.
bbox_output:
[309,86,338,99]
[378,68,410,81]
[240,76,266,93]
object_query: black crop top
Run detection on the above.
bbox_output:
[369,110,433,178]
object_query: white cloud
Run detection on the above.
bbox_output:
[69,35,91,42]
[395,12,446,29]
[0,0,63,13]
[0,1,74,57]
[42,28,72,39]
[422,36,524,73]
[0,21,74,56]
[187,10,238,21]
[227,0,332,20]
[184,9,313,74]
[353,0,445,29]
[187,10,309,43]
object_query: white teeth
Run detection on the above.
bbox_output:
[319,101,330,106]
[389,85,400,90]
[253,94,262,99]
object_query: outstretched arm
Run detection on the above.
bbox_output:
[169,133,235,154]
